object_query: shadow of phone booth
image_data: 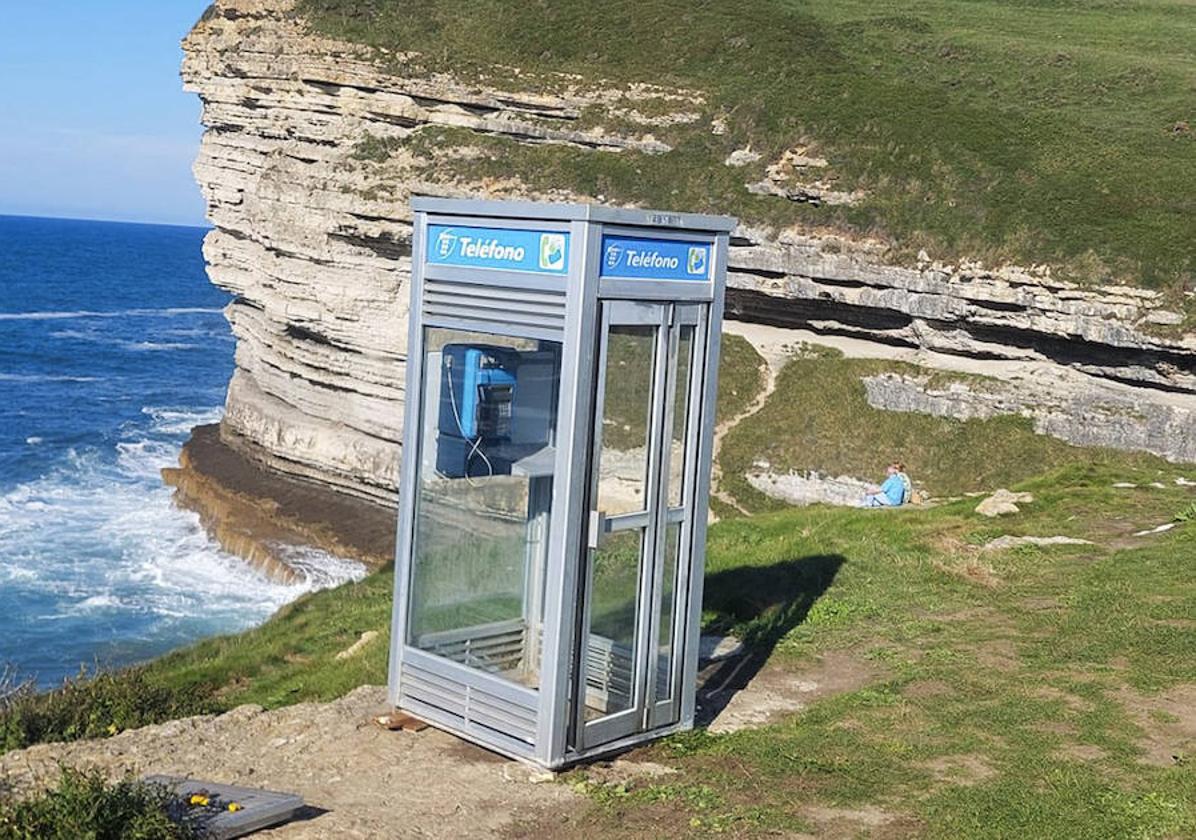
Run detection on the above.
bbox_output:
[388,198,735,769]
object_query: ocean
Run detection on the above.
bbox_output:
[0,215,364,688]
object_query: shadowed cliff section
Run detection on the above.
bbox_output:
[162,425,396,579]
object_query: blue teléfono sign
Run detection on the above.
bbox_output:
[426,225,570,275]
[600,234,711,282]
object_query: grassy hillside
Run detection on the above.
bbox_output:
[295,0,1196,291]
[555,468,1196,838]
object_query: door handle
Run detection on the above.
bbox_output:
[587,510,607,550]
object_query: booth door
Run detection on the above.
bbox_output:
[576,300,706,750]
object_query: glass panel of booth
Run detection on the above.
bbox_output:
[667,324,695,507]
[655,520,682,705]
[595,324,657,516]
[583,527,644,720]
[406,326,562,691]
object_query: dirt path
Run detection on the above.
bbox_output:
[709,322,789,516]
[0,686,577,839]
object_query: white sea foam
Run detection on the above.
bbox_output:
[123,341,200,352]
[25,436,43,445]
[0,307,223,321]
[0,407,365,680]
[49,331,213,351]
[270,543,370,591]
[0,373,101,383]
[142,406,224,436]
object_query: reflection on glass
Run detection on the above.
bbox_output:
[668,326,695,507]
[596,326,656,516]
[407,327,561,690]
[654,521,682,705]
[584,528,643,719]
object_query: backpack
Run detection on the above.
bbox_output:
[899,473,913,505]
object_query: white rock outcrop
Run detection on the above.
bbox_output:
[975,490,1034,518]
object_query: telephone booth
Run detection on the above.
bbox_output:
[388,198,734,769]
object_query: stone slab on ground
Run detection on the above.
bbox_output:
[698,634,746,662]
[982,535,1093,551]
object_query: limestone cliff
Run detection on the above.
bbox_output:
[175,0,1196,534]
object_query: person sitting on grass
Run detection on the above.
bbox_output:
[862,461,912,508]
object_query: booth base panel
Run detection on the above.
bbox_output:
[396,693,695,771]
[396,625,687,769]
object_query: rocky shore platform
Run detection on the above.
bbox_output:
[162,425,396,582]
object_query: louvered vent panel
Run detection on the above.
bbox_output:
[401,659,538,745]
[422,278,567,337]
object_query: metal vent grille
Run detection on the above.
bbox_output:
[400,659,538,745]
[423,278,567,337]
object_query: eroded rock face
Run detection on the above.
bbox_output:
[181,0,1196,506]
[862,370,1196,464]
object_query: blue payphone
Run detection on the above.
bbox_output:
[435,343,560,479]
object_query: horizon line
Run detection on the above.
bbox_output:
[0,211,211,231]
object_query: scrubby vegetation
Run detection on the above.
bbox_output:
[0,769,195,840]
[296,0,1196,291]
[0,668,210,755]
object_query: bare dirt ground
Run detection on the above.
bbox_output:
[0,686,577,839]
[1113,683,1196,767]
[702,649,882,734]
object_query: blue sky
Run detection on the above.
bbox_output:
[0,2,212,226]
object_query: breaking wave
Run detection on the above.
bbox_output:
[0,404,367,687]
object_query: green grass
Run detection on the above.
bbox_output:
[717,352,1170,512]
[558,464,1196,838]
[294,0,1196,290]
[714,334,767,426]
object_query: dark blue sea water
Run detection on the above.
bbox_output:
[0,216,363,688]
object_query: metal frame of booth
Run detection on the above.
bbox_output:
[388,198,734,769]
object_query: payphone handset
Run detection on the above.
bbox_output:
[436,343,557,479]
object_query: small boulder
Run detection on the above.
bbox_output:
[724,147,762,167]
[975,489,1034,518]
[335,630,380,661]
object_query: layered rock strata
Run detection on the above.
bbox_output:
[862,371,1196,465]
[178,0,1196,525]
